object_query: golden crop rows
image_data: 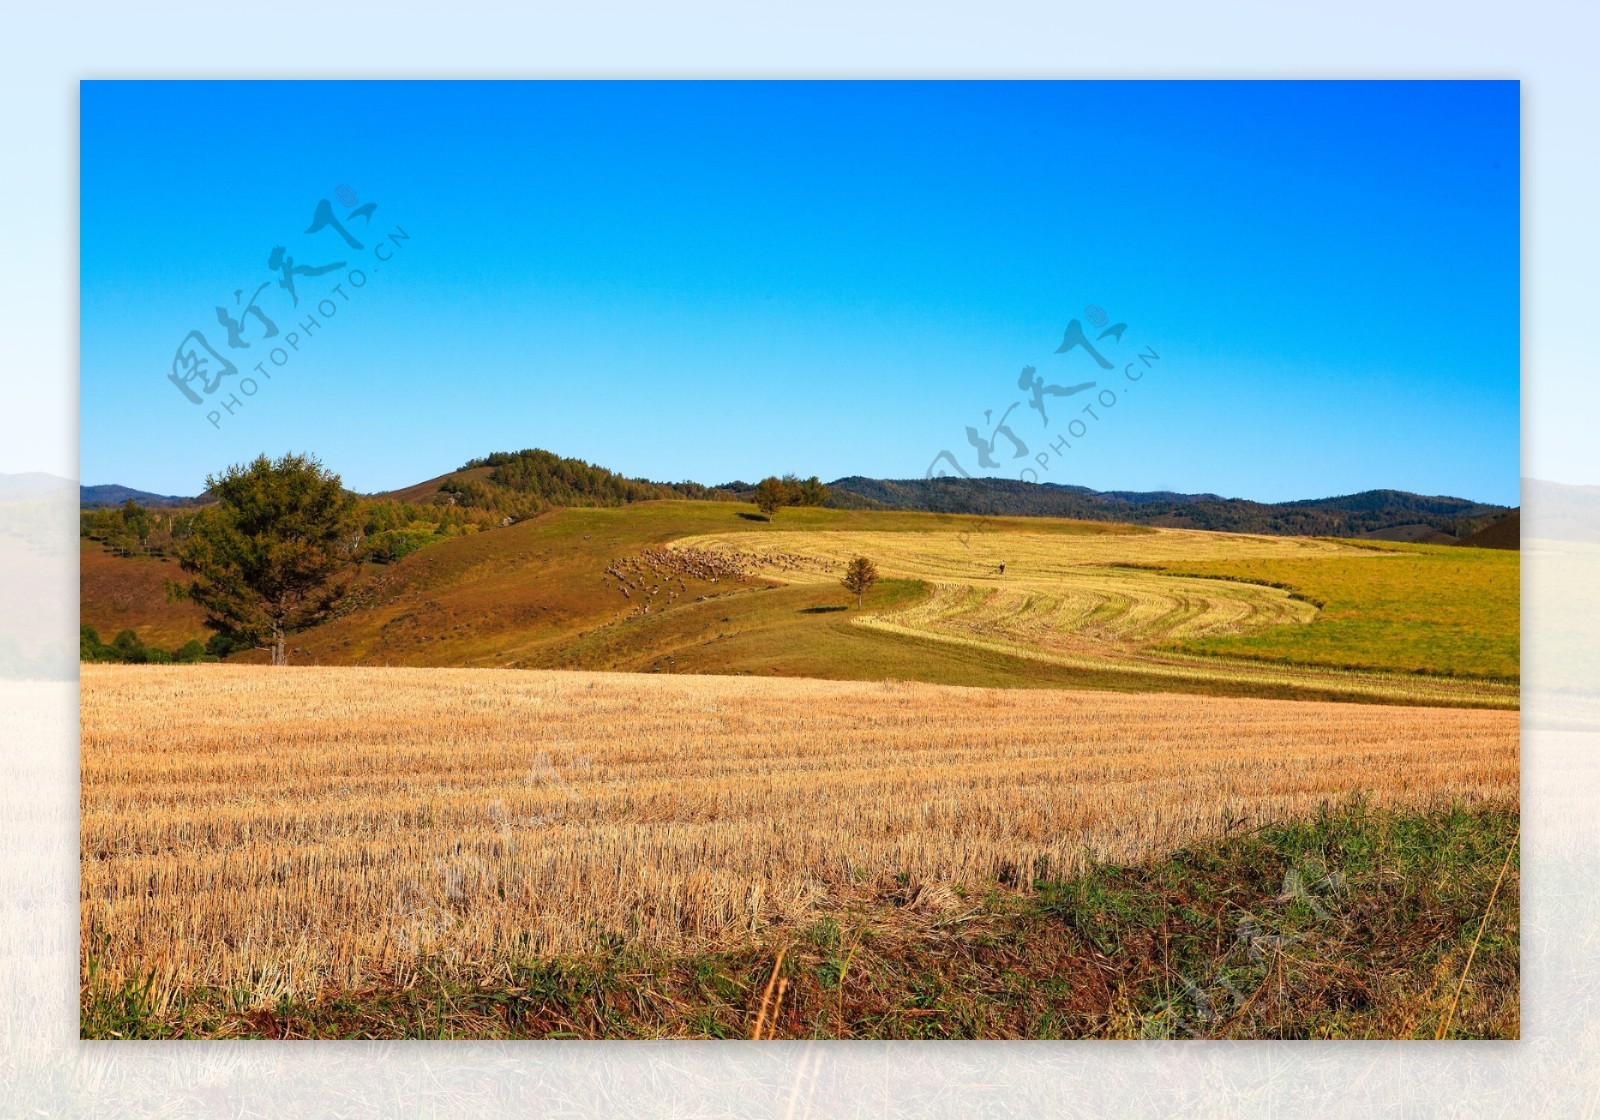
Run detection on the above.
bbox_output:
[81,665,1517,1004]
[673,528,1516,706]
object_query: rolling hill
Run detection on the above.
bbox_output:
[77,450,1520,705]
[1455,508,1520,550]
[79,483,195,508]
[80,496,1518,708]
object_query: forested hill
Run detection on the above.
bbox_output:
[79,484,195,509]
[421,449,736,519]
[826,476,1514,541]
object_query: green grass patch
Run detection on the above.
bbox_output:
[1154,541,1519,681]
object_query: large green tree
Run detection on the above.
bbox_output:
[753,476,791,519]
[176,453,359,666]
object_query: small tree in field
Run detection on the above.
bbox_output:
[841,556,879,609]
[175,453,359,666]
[753,476,790,520]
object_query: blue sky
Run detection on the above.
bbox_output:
[80,80,1519,505]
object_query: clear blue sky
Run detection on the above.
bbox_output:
[80,80,1519,505]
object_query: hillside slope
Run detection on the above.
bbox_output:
[1455,509,1520,550]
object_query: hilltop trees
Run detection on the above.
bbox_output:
[450,449,736,516]
[842,556,879,609]
[753,477,790,519]
[787,474,830,506]
[751,474,831,520]
[174,453,360,666]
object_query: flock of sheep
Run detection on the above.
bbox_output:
[601,546,820,618]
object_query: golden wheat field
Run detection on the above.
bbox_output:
[673,527,1518,706]
[80,663,1517,1005]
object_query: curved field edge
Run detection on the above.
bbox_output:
[82,799,1519,1040]
[673,526,1519,709]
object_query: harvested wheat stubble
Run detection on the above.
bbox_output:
[81,664,1517,1003]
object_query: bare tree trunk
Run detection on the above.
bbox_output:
[272,621,286,666]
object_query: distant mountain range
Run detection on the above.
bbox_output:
[821,476,1515,543]
[0,472,76,502]
[80,453,1522,544]
[79,484,196,509]
[1522,478,1600,543]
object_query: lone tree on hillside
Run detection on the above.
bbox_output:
[841,556,879,609]
[753,476,790,520]
[175,453,359,666]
